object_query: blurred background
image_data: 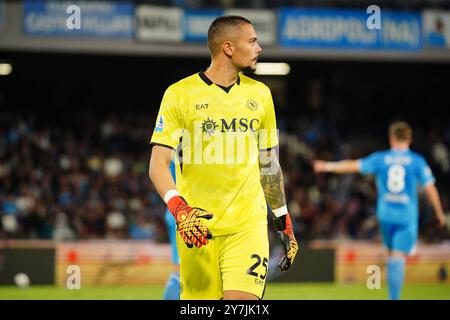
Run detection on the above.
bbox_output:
[0,0,449,299]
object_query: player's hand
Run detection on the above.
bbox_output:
[273,213,298,271]
[167,195,213,248]
[313,160,327,173]
[437,213,447,228]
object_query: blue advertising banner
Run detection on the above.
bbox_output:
[184,9,223,42]
[278,8,422,51]
[24,0,134,37]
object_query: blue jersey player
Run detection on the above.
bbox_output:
[313,122,446,300]
[162,160,180,300]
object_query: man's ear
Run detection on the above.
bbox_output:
[222,41,233,57]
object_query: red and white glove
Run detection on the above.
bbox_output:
[273,213,298,271]
[167,195,213,248]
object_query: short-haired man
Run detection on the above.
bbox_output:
[314,122,446,300]
[149,16,298,300]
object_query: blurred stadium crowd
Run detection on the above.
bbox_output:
[0,111,164,241]
[1,108,449,243]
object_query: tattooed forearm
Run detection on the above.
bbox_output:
[260,156,287,210]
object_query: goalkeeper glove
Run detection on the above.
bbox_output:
[167,195,213,248]
[273,213,298,271]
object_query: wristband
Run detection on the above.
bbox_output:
[163,189,180,204]
[273,205,288,217]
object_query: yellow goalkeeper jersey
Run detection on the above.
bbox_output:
[151,71,278,236]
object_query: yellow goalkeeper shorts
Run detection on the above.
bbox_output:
[176,223,269,300]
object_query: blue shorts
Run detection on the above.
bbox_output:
[380,222,418,254]
[165,210,180,265]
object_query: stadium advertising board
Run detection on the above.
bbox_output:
[56,241,172,286]
[423,10,450,49]
[23,0,134,37]
[278,8,422,51]
[225,9,277,45]
[184,9,223,42]
[136,5,183,42]
[0,248,55,285]
[271,248,335,283]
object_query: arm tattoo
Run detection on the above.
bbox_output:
[260,155,287,210]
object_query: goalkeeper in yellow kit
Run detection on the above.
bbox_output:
[149,16,298,300]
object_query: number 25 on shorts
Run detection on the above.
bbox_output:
[247,254,268,286]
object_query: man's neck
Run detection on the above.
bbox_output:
[391,145,410,151]
[204,62,239,87]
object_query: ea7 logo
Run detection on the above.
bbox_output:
[196,103,209,110]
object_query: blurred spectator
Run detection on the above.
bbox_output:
[431,140,449,174]
[53,212,76,241]
[129,214,157,240]
[106,210,127,239]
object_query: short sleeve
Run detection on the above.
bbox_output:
[150,86,183,150]
[359,152,380,175]
[417,156,435,187]
[258,86,279,150]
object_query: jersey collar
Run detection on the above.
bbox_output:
[391,147,410,153]
[198,69,241,86]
